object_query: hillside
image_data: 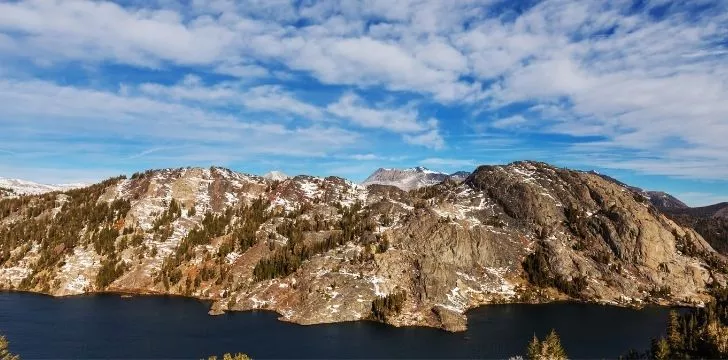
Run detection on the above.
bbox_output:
[0,162,725,331]
[584,173,728,256]
[666,202,728,220]
[657,202,728,257]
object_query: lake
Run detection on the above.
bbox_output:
[0,292,673,359]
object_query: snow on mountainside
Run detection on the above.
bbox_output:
[361,167,467,190]
[0,161,725,332]
[0,177,88,196]
[263,171,289,181]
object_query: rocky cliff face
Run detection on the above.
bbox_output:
[0,162,725,332]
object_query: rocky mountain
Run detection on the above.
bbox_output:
[361,167,469,190]
[448,171,471,182]
[0,177,87,197]
[667,202,728,220]
[587,172,691,210]
[588,171,728,267]
[263,171,289,181]
[0,162,725,332]
[655,201,728,258]
[645,191,689,210]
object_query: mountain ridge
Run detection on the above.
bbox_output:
[0,162,725,332]
[361,166,470,191]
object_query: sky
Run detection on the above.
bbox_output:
[0,0,726,206]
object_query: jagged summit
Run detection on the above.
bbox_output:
[263,171,289,181]
[361,167,449,190]
[361,166,472,190]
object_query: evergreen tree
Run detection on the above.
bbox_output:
[543,330,567,360]
[0,335,20,360]
[370,291,407,322]
[666,310,682,351]
[526,334,540,360]
[525,330,567,360]
[650,338,670,360]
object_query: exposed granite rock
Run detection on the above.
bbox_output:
[1,161,725,332]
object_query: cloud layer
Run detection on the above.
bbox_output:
[0,0,726,202]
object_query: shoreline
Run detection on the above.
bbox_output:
[0,289,694,333]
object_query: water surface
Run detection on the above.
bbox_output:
[0,292,671,358]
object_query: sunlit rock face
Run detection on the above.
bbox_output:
[0,162,724,331]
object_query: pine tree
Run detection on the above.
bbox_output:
[526,334,540,360]
[0,335,20,360]
[543,329,567,360]
[525,330,567,360]
[651,338,670,360]
[666,310,683,351]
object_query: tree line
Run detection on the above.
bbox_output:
[252,201,377,281]
[370,291,406,322]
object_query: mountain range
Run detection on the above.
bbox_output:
[0,177,87,196]
[1,161,727,332]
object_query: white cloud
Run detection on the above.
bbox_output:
[138,78,324,119]
[0,0,726,181]
[241,85,323,119]
[491,115,527,129]
[327,92,425,133]
[327,92,446,149]
[0,0,239,66]
[350,154,379,161]
[403,129,445,150]
[0,78,357,159]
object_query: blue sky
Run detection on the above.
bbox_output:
[0,0,726,206]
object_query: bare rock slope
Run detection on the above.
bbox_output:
[0,162,725,332]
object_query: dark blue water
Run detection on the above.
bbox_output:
[0,291,672,359]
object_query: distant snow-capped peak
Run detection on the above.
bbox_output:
[0,177,88,196]
[263,171,290,181]
[361,167,469,191]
